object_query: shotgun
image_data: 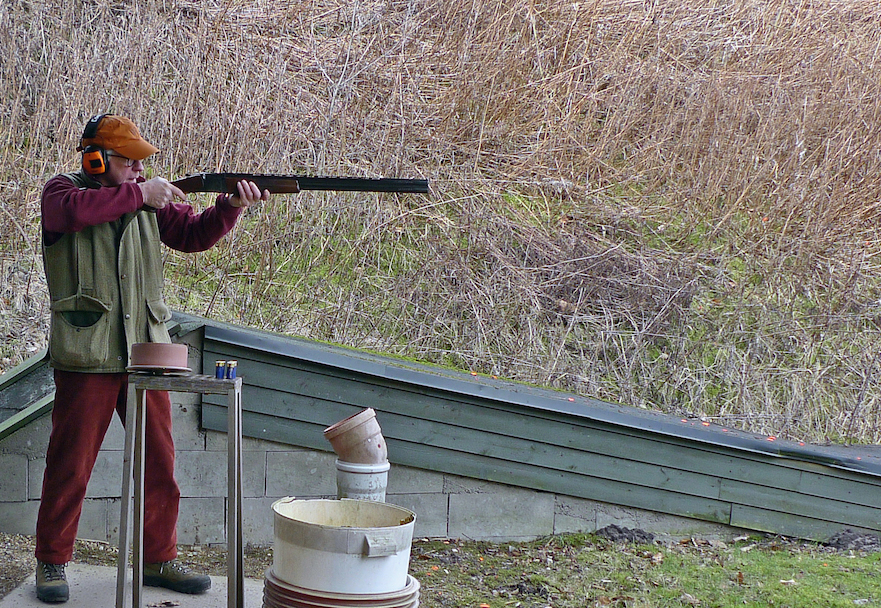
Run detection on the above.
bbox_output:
[171,172,429,195]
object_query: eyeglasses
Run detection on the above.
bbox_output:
[106,151,137,167]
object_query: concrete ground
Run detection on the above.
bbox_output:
[1,564,265,608]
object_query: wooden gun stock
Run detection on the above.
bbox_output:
[171,173,429,195]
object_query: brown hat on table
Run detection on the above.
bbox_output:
[76,114,159,160]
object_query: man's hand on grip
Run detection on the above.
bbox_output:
[138,177,186,210]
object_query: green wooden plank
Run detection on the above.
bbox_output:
[771,460,881,508]
[0,356,53,424]
[202,347,406,405]
[0,349,49,391]
[389,440,733,525]
[202,403,330,450]
[0,393,55,442]
[730,504,874,542]
[377,412,728,501]
[720,478,881,530]
[202,383,362,430]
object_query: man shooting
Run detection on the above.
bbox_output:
[35,114,269,603]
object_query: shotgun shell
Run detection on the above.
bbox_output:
[225,360,237,379]
[215,360,226,379]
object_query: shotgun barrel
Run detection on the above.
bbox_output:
[172,173,429,195]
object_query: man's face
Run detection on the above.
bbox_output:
[97,150,145,187]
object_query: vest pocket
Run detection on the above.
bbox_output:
[49,295,112,368]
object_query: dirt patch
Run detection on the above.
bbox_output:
[595,524,656,544]
[824,529,881,552]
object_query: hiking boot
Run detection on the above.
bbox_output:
[143,560,211,594]
[36,560,69,603]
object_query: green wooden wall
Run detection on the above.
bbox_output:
[190,316,881,542]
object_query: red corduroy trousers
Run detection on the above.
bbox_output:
[35,370,180,565]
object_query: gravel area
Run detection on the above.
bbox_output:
[0,533,35,599]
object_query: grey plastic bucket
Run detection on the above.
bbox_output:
[336,459,390,502]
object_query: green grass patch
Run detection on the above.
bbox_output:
[408,534,881,608]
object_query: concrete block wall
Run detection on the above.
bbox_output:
[0,333,739,548]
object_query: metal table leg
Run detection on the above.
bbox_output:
[116,384,146,608]
[228,385,244,608]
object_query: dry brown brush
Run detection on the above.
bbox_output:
[2,0,881,443]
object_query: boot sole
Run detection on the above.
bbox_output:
[36,586,69,603]
[143,575,211,594]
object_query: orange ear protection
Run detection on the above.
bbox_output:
[80,114,108,175]
[81,146,106,175]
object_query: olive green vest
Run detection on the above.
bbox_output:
[42,171,172,372]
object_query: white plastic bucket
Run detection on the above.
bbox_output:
[272,498,416,594]
[336,459,390,502]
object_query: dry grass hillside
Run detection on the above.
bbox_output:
[2,0,881,443]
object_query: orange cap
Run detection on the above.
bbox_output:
[78,115,159,160]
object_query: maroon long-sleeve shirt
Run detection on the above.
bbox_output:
[41,174,242,250]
